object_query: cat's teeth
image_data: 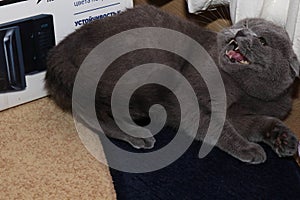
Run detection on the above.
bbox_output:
[229,39,235,45]
[240,60,250,65]
[235,46,239,51]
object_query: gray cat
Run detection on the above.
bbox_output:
[45,5,300,164]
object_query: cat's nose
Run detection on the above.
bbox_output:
[235,29,257,38]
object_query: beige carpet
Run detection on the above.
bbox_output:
[0,98,115,199]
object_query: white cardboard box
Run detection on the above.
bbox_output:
[0,0,133,111]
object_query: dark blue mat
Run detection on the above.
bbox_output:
[107,129,300,200]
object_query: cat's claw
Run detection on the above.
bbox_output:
[267,124,298,157]
[128,136,156,149]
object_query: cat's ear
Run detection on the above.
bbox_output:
[290,57,300,78]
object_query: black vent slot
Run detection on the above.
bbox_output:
[0,26,26,92]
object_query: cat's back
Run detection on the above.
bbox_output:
[47,5,211,69]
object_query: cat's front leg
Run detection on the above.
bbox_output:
[211,121,267,164]
[231,115,298,158]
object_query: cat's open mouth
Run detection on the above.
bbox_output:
[225,39,250,65]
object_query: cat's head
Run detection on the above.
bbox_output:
[218,18,300,100]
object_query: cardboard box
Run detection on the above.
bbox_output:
[0,0,133,111]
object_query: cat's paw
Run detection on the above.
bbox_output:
[267,124,298,157]
[237,143,267,164]
[128,136,156,149]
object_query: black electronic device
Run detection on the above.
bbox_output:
[0,14,55,93]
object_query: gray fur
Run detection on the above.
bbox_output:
[45,5,299,164]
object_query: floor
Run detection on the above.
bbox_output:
[0,98,115,199]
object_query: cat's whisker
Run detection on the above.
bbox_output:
[219,3,231,19]
[222,4,232,21]
[218,4,228,20]
[193,17,212,24]
[209,7,223,21]
[211,6,225,20]
[220,5,227,18]
[213,4,232,29]
[193,19,215,25]
[197,5,231,30]
[214,9,229,28]
[215,9,225,21]
[208,20,226,29]
[194,17,211,25]
[197,15,225,29]
[197,14,215,23]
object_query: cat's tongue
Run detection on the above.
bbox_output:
[227,50,245,62]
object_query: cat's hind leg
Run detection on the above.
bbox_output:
[106,122,156,149]
[107,129,156,149]
[77,111,156,149]
[99,113,156,149]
